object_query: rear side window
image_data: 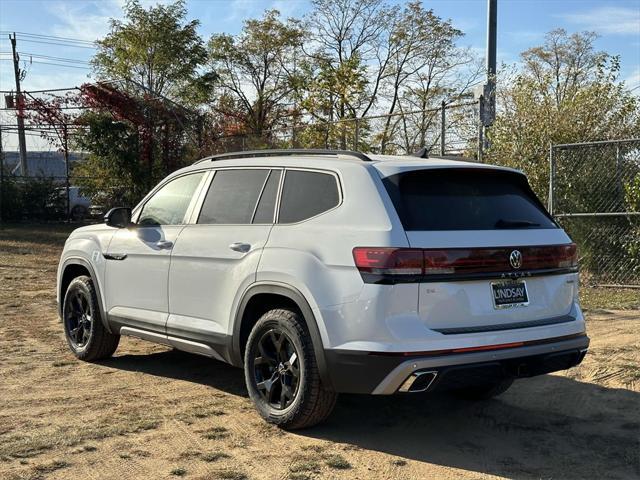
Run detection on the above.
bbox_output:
[382,169,556,231]
[198,169,268,224]
[278,170,340,223]
[253,170,281,223]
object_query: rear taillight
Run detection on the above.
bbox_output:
[353,244,577,283]
[352,248,423,275]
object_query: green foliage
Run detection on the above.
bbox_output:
[73,112,146,209]
[93,0,209,102]
[623,175,640,262]
[207,10,303,138]
[487,29,640,202]
[0,176,65,221]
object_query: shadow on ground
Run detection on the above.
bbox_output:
[103,349,640,479]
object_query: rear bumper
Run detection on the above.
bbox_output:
[324,334,589,394]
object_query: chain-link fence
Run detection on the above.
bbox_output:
[549,138,640,287]
[206,100,480,157]
[1,93,482,223]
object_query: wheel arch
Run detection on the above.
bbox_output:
[232,283,332,389]
[59,257,112,333]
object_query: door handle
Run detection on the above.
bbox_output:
[156,240,174,249]
[229,242,251,253]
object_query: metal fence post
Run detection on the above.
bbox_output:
[548,143,554,215]
[477,96,484,163]
[615,144,622,208]
[440,100,445,156]
[354,118,360,150]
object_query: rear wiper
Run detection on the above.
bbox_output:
[494,219,540,228]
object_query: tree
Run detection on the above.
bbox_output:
[86,0,209,194]
[73,111,145,208]
[93,0,210,102]
[378,2,474,153]
[303,0,392,148]
[487,29,640,201]
[207,10,303,143]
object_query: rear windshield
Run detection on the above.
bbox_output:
[382,168,557,231]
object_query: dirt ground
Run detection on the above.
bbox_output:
[1,224,638,480]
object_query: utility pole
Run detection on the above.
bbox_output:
[486,0,497,124]
[10,33,28,176]
[478,0,497,159]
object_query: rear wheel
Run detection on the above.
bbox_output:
[453,377,514,400]
[244,309,337,429]
[63,276,119,361]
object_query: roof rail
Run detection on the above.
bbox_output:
[193,148,372,165]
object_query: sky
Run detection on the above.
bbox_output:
[0,0,639,150]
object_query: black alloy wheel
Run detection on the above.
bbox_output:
[64,288,93,348]
[253,328,301,410]
[62,275,120,361]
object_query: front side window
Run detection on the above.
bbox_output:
[278,170,340,223]
[138,173,205,226]
[198,169,270,224]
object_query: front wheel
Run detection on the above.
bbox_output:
[244,309,337,429]
[63,276,120,361]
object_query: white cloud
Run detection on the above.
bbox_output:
[47,0,120,42]
[559,6,640,35]
[624,65,640,91]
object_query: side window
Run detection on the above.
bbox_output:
[138,173,204,226]
[253,170,281,224]
[198,169,269,224]
[278,170,340,224]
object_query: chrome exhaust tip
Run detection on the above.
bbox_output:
[398,370,438,393]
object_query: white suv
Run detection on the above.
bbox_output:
[57,149,589,429]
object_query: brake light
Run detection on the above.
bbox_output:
[352,248,423,275]
[353,244,577,283]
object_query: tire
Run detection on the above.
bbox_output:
[62,275,120,361]
[453,377,514,400]
[244,309,337,429]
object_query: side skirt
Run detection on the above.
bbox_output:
[119,326,232,364]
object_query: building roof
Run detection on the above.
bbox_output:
[3,151,86,177]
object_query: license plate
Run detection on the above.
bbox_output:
[491,280,529,308]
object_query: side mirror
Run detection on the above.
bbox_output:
[105,207,132,228]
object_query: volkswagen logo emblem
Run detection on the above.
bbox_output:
[509,250,523,269]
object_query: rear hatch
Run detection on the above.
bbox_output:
[380,166,578,333]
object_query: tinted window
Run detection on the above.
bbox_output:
[253,170,281,224]
[279,170,340,223]
[138,173,204,226]
[198,169,268,224]
[383,169,556,231]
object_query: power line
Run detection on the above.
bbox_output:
[17,52,91,65]
[0,59,91,69]
[0,31,96,46]
[6,38,96,49]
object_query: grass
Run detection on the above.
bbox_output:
[32,460,69,474]
[202,426,230,440]
[324,454,352,470]
[202,451,231,462]
[213,471,247,480]
[580,287,639,311]
[289,460,321,473]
